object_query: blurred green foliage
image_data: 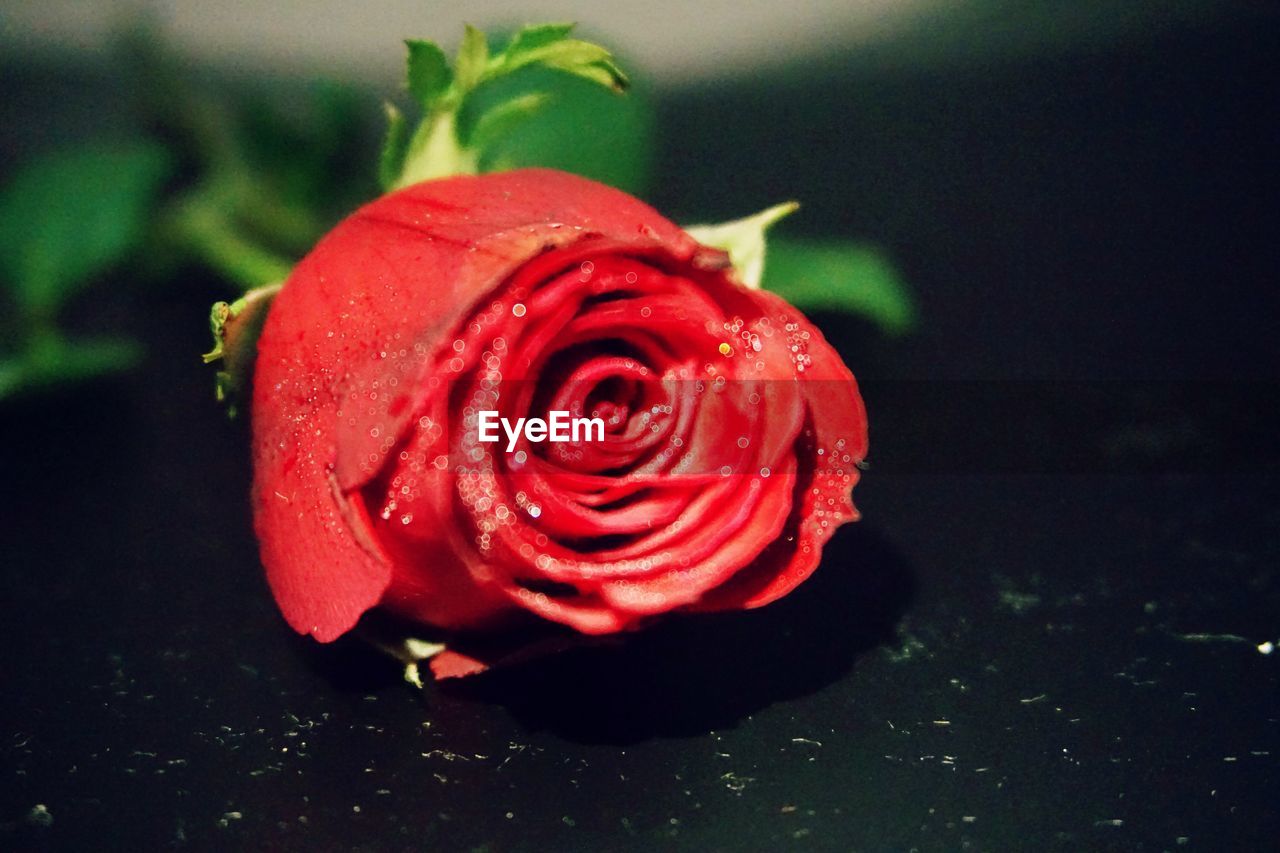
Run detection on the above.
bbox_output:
[0,22,912,402]
[0,143,170,399]
[0,332,143,401]
[0,142,171,317]
[133,37,375,289]
[765,240,915,335]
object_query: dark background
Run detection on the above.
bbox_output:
[2,6,1279,851]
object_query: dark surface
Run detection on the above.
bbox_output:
[3,13,1279,852]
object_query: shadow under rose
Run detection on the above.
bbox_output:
[295,628,406,692]
[444,524,913,744]
[293,523,913,743]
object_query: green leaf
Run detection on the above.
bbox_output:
[0,333,143,401]
[0,142,172,316]
[405,39,452,109]
[684,201,799,288]
[763,240,916,334]
[454,25,490,92]
[379,102,410,191]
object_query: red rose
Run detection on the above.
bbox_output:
[251,168,867,668]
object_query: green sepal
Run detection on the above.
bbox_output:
[405,39,452,109]
[489,34,628,92]
[454,25,490,92]
[550,59,629,92]
[387,23,631,190]
[464,92,552,152]
[468,68,652,193]
[396,112,477,187]
[684,201,800,288]
[203,281,281,418]
[378,102,410,191]
[503,23,576,58]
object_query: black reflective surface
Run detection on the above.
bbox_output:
[3,14,1278,852]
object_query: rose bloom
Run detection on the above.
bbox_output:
[252,169,867,672]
